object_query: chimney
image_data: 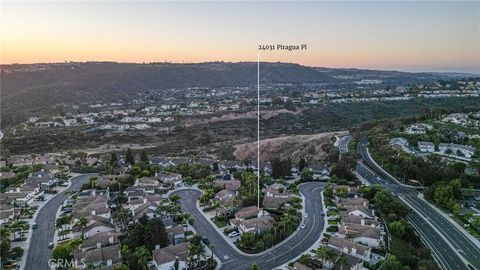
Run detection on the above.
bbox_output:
[143,198,147,204]
[351,247,357,256]
[109,236,114,244]
[96,242,101,249]
[92,190,96,196]
[361,219,365,226]
[91,210,96,216]
[155,244,160,250]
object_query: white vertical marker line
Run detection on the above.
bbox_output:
[257,52,260,210]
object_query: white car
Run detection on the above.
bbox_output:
[304,213,308,218]
[228,231,240,238]
[300,223,306,229]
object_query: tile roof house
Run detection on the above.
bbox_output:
[339,214,380,228]
[152,242,189,270]
[79,231,119,252]
[338,223,382,248]
[328,236,371,261]
[165,226,186,245]
[73,243,122,269]
[72,216,116,239]
[135,177,161,187]
[214,189,236,205]
[235,215,274,235]
[344,205,374,220]
[214,179,241,192]
[156,173,182,187]
[234,206,260,220]
[337,197,370,209]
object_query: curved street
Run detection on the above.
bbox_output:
[172,182,325,270]
[24,174,93,270]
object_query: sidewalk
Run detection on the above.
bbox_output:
[18,175,77,270]
[276,188,328,270]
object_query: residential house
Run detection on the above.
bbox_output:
[135,177,161,187]
[214,189,236,206]
[338,223,382,248]
[165,226,186,245]
[73,243,122,269]
[344,205,374,219]
[309,164,330,180]
[328,236,371,261]
[152,242,189,270]
[418,141,435,153]
[79,231,119,252]
[157,173,182,187]
[235,215,274,235]
[438,143,476,158]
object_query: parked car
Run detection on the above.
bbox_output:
[304,213,308,218]
[228,231,240,238]
[320,212,325,216]
[300,223,306,229]
[48,242,54,249]
[32,223,37,229]
[202,237,210,246]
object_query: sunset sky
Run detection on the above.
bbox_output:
[1,1,479,72]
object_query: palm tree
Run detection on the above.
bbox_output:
[213,200,220,218]
[336,254,348,270]
[113,207,131,235]
[170,194,180,206]
[76,217,88,229]
[315,246,329,263]
[134,246,151,270]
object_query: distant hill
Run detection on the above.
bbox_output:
[0,61,475,126]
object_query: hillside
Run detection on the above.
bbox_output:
[233,131,348,163]
[1,61,473,125]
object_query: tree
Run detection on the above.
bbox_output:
[249,263,260,270]
[381,255,409,270]
[122,245,151,270]
[388,220,406,237]
[300,168,313,181]
[126,148,135,165]
[336,254,348,270]
[110,153,118,167]
[140,150,149,164]
[299,157,306,172]
[113,207,131,235]
[238,232,256,250]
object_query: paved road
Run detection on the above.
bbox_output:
[24,174,92,270]
[172,182,325,270]
[357,139,479,270]
[337,135,352,155]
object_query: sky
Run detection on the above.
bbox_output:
[1,1,479,72]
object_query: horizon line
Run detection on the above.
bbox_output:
[2,60,479,75]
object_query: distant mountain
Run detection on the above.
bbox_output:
[0,61,476,126]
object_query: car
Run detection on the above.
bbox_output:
[32,223,37,229]
[304,213,308,218]
[300,223,306,229]
[320,212,325,216]
[48,242,54,249]
[228,231,240,238]
[201,237,210,246]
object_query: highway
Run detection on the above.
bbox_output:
[356,139,480,270]
[24,174,92,270]
[337,135,352,155]
[171,182,325,270]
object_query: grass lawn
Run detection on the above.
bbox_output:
[211,217,228,228]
